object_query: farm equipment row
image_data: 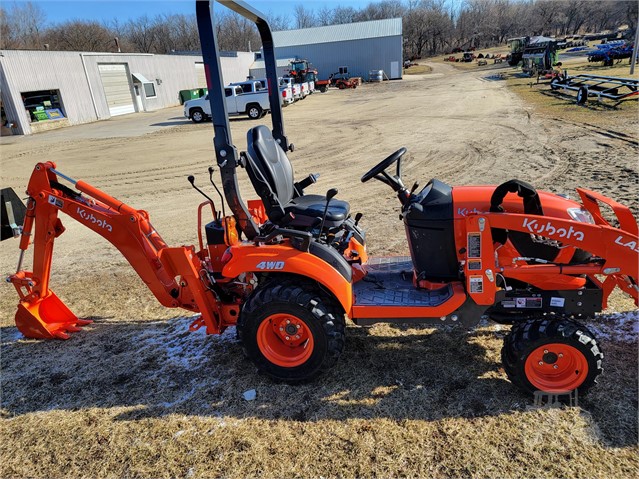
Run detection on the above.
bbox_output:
[550,74,639,105]
[3,0,638,399]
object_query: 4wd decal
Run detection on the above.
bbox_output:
[256,261,285,270]
[77,207,112,232]
[522,217,584,241]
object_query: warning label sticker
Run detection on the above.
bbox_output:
[468,259,482,271]
[514,297,543,309]
[468,233,481,258]
[469,275,483,293]
[550,297,565,307]
[48,195,63,208]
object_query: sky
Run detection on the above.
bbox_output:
[10,0,377,24]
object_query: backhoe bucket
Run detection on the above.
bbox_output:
[15,291,91,339]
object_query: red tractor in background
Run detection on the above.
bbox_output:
[288,59,330,93]
[2,0,637,398]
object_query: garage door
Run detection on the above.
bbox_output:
[98,64,135,116]
[196,63,207,87]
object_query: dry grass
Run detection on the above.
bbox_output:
[404,64,433,75]
[1,64,638,478]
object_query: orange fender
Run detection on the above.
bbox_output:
[222,243,353,315]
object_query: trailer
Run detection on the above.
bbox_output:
[550,74,639,105]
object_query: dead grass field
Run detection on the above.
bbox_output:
[1,60,638,478]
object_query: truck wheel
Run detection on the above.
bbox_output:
[501,318,603,396]
[237,279,345,382]
[247,104,262,119]
[190,108,205,123]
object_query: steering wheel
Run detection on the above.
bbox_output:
[361,147,407,183]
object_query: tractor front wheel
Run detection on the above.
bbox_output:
[501,318,603,396]
[238,279,346,382]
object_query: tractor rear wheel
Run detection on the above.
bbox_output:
[238,279,346,382]
[501,318,603,396]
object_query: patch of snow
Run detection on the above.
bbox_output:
[587,311,638,343]
[1,328,24,344]
[138,315,235,370]
[173,430,187,439]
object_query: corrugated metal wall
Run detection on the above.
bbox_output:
[275,35,403,80]
[272,36,403,81]
[0,50,255,135]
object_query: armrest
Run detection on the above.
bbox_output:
[294,173,320,195]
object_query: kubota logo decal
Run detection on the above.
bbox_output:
[615,235,639,253]
[522,218,584,241]
[77,207,113,232]
[256,261,285,270]
[457,207,482,217]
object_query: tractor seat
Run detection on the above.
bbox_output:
[245,125,350,228]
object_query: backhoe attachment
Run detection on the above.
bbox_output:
[7,162,228,339]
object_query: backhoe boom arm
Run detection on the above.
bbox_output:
[9,162,224,339]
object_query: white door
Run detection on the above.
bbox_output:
[196,63,206,87]
[98,64,135,116]
[390,61,400,79]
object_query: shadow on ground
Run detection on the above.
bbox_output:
[1,316,636,447]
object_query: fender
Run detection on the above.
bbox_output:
[222,243,353,314]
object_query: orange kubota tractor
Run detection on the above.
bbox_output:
[3,0,638,397]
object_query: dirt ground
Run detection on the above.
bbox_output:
[1,60,638,478]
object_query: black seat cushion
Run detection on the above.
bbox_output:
[286,195,350,227]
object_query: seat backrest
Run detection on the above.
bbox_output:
[245,125,295,221]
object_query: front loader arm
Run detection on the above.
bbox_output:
[9,162,224,339]
[467,212,638,308]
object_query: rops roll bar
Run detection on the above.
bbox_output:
[195,0,290,239]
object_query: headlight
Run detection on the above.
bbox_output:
[567,207,595,224]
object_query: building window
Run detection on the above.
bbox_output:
[21,90,66,123]
[143,82,156,98]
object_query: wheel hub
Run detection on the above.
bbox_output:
[256,313,314,367]
[524,343,588,393]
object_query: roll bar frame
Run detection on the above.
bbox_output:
[196,0,290,240]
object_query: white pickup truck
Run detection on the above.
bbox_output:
[280,77,307,101]
[183,83,270,123]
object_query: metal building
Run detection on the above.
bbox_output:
[250,18,403,81]
[0,50,254,135]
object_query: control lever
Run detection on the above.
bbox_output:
[318,188,338,240]
[354,212,363,227]
[188,175,216,214]
[410,181,420,194]
[208,167,226,221]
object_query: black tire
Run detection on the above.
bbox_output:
[237,279,346,382]
[190,108,205,123]
[247,104,262,120]
[550,77,560,90]
[576,86,588,104]
[501,318,603,396]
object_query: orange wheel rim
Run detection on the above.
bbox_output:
[524,343,589,393]
[257,313,314,367]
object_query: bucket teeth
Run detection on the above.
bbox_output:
[15,290,91,340]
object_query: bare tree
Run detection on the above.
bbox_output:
[294,5,316,29]
[125,15,157,53]
[45,21,117,52]
[1,1,46,49]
